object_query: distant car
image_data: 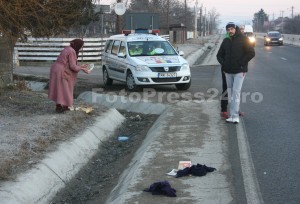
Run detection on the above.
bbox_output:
[244,25,256,47]
[264,31,283,46]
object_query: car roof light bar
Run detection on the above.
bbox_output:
[122,29,161,36]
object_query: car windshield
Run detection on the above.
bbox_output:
[127,41,178,57]
[268,32,281,37]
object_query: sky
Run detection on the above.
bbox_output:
[193,0,300,28]
[97,0,300,29]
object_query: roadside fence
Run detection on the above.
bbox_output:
[14,34,170,66]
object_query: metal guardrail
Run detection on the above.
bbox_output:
[14,35,171,66]
[14,37,107,66]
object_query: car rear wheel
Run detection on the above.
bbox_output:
[103,67,113,86]
[175,79,191,90]
[126,71,141,92]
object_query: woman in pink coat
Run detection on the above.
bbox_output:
[48,39,90,113]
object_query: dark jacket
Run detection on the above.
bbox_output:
[217,27,255,73]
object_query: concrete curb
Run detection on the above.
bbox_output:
[0,109,125,204]
[187,46,208,65]
[78,92,233,204]
[77,91,167,115]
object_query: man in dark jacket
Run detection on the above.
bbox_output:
[217,22,255,124]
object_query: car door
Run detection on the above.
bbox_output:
[109,40,121,79]
[103,40,114,76]
[116,41,127,81]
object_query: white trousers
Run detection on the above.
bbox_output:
[225,72,246,118]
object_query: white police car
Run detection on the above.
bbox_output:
[101,29,191,91]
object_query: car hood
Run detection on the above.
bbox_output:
[133,56,185,65]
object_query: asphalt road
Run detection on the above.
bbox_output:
[189,39,300,204]
[191,39,300,204]
[239,39,300,204]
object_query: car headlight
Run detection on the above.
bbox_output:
[249,37,256,43]
[266,38,271,42]
[279,38,283,41]
[181,63,189,70]
[135,65,149,72]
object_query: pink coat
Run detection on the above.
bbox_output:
[48,46,82,107]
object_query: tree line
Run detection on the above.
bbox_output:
[253,8,300,34]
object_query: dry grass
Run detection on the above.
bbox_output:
[0,87,107,181]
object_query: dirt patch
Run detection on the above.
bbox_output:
[0,81,108,180]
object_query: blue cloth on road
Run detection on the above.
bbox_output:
[143,180,176,197]
[176,163,216,178]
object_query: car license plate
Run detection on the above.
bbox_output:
[158,72,177,78]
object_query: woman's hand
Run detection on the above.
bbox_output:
[80,64,91,74]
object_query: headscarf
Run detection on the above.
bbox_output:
[70,39,84,58]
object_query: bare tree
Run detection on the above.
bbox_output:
[207,8,220,34]
[129,0,149,12]
[0,0,94,87]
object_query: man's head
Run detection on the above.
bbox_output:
[226,22,236,37]
[240,25,245,34]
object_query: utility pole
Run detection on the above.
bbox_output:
[280,10,284,33]
[167,0,170,32]
[291,6,294,18]
[116,0,122,34]
[184,0,187,27]
[208,12,210,35]
[204,7,206,36]
[200,4,203,43]
[194,0,198,38]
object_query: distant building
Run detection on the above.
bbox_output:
[124,13,159,30]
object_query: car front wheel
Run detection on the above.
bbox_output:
[103,67,113,86]
[126,71,141,92]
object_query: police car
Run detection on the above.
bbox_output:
[101,29,191,91]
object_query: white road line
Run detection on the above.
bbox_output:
[236,119,264,204]
[281,57,287,60]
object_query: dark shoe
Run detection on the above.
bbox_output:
[56,104,63,112]
[220,112,229,119]
[239,111,245,117]
[56,104,68,113]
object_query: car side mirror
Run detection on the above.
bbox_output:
[178,51,184,56]
[118,53,126,58]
